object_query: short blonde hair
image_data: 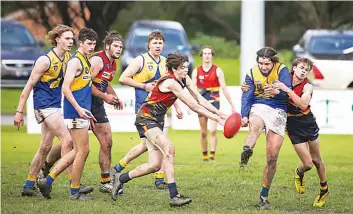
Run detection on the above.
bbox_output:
[46,24,74,46]
[199,45,215,57]
[147,30,164,50]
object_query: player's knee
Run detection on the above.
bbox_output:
[303,160,313,171]
[149,162,162,172]
[210,129,217,137]
[164,145,175,160]
[62,136,73,148]
[249,123,262,134]
[267,155,278,168]
[312,158,323,169]
[201,131,208,139]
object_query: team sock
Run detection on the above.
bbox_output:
[155,172,165,184]
[101,173,110,184]
[70,183,80,195]
[210,151,215,159]
[119,172,132,183]
[320,181,328,196]
[46,173,56,187]
[68,174,72,184]
[202,151,208,160]
[114,159,127,173]
[168,182,179,199]
[23,175,36,189]
[260,185,270,200]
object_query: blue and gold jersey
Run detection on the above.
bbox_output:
[133,52,167,113]
[63,51,92,119]
[33,48,70,109]
[241,62,292,118]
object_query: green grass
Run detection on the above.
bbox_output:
[1,125,352,213]
[1,89,24,114]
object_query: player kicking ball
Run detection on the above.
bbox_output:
[111,52,226,206]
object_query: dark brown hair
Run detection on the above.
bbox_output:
[147,30,164,49]
[166,52,189,73]
[256,46,279,63]
[46,24,74,46]
[199,45,215,56]
[78,27,98,43]
[103,30,123,49]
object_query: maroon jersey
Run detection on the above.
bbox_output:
[287,74,311,116]
[136,73,186,123]
[196,65,220,103]
[92,51,116,93]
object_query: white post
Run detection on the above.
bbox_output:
[240,0,265,83]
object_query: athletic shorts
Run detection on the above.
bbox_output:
[135,119,164,139]
[91,97,109,123]
[34,108,61,124]
[287,113,319,144]
[250,103,287,138]
[65,118,90,129]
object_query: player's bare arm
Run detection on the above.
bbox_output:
[185,75,223,117]
[90,55,119,105]
[216,67,236,112]
[165,79,223,124]
[275,81,313,110]
[119,55,154,91]
[173,100,183,119]
[14,56,50,129]
[62,58,94,120]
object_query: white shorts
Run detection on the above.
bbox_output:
[250,104,287,137]
[34,108,61,124]
[65,118,90,129]
[164,114,170,127]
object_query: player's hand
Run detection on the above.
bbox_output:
[144,83,155,92]
[14,112,24,130]
[114,97,124,110]
[241,81,251,92]
[219,112,227,119]
[217,117,226,126]
[104,94,119,105]
[78,107,97,122]
[176,108,183,119]
[231,105,236,113]
[273,81,289,93]
[241,117,249,127]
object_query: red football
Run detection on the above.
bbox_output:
[223,112,242,139]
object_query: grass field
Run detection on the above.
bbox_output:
[1,125,352,214]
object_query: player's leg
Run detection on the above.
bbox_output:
[92,122,113,193]
[22,122,55,197]
[111,137,163,200]
[154,122,170,189]
[240,115,264,165]
[293,142,312,194]
[145,128,192,206]
[309,137,329,207]
[258,130,283,209]
[209,119,218,161]
[198,116,209,161]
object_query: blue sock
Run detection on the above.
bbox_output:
[24,176,36,189]
[70,184,80,195]
[46,174,55,187]
[260,186,270,198]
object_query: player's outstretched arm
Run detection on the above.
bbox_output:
[14,56,50,129]
[62,58,93,120]
[184,75,223,116]
[241,74,255,119]
[216,67,236,112]
[167,79,222,124]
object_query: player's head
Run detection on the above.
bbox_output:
[199,45,214,63]
[166,52,189,79]
[256,47,279,73]
[147,30,165,56]
[292,57,313,80]
[78,27,98,55]
[46,24,74,52]
[103,30,124,59]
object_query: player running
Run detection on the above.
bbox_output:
[191,46,236,161]
[111,30,183,190]
[111,52,226,206]
[14,24,74,197]
[273,57,329,207]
